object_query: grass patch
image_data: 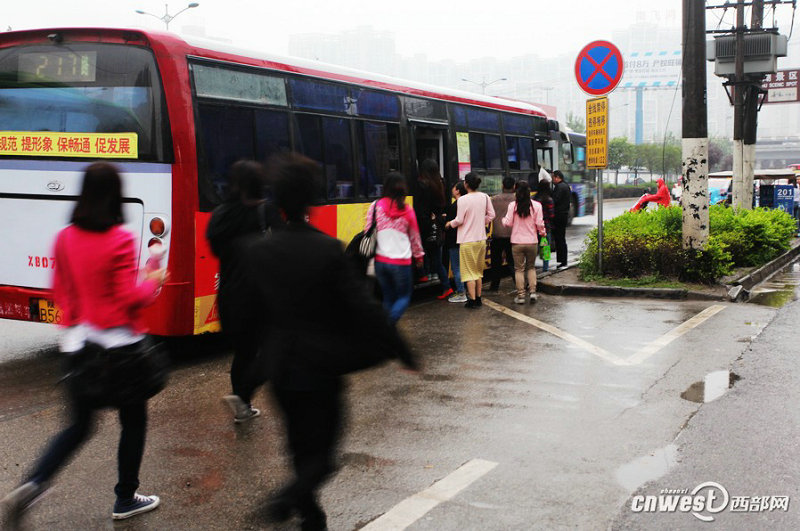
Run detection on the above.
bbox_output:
[580,274,690,289]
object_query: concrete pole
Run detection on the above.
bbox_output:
[682,0,710,249]
[732,0,748,209]
[740,0,765,209]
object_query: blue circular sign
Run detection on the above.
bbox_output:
[575,41,624,96]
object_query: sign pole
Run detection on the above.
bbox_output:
[597,167,604,275]
[575,41,622,276]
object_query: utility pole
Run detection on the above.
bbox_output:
[740,0,765,209]
[682,0,709,249]
[731,0,752,209]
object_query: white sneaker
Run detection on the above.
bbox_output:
[448,292,468,303]
[222,395,261,423]
[529,292,538,302]
[513,295,526,304]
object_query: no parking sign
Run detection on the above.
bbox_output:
[575,41,624,96]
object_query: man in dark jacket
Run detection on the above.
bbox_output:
[206,160,282,423]
[551,170,571,269]
[244,153,417,530]
[489,177,516,291]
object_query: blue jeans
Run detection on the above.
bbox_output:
[375,261,413,324]
[448,247,465,293]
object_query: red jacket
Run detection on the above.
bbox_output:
[52,225,159,333]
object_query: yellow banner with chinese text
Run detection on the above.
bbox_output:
[0,132,138,158]
[586,97,608,169]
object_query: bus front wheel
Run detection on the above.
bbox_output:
[567,196,577,226]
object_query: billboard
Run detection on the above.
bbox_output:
[762,69,800,104]
[619,51,682,89]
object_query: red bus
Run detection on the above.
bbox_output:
[0,27,564,336]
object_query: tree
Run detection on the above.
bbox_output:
[607,137,633,184]
[663,144,682,179]
[634,143,661,181]
[565,111,586,133]
[708,137,733,172]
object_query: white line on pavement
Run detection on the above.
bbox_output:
[360,459,499,531]
[625,304,727,365]
[482,299,630,366]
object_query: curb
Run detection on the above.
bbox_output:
[537,280,724,301]
[730,241,800,291]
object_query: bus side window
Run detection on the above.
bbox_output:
[294,114,327,201]
[485,134,502,169]
[356,121,400,198]
[469,133,486,169]
[254,110,291,163]
[293,114,355,201]
[197,104,255,201]
[507,137,520,170]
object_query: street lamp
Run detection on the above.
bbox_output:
[135,3,199,31]
[461,77,507,95]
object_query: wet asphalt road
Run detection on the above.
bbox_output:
[0,279,787,529]
[6,199,796,530]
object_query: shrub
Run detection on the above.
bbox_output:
[579,205,793,283]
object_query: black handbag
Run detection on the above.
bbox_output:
[64,338,170,407]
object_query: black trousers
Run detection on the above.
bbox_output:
[220,293,264,405]
[552,212,569,266]
[489,236,514,289]
[29,394,147,500]
[272,379,343,526]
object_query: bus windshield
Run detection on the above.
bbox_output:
[0,43,171,161]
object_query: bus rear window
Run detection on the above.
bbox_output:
[0,43,171,161]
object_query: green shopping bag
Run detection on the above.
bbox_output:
[539,236,551,261]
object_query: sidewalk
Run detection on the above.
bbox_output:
[611,296,800,529]
[539,239,800,302]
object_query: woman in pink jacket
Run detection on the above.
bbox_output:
[365,172,424,323]
[445,173,495,309]
[502,180,546,304]
[3,163,167,526]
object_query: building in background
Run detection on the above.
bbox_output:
[287,12,800,168]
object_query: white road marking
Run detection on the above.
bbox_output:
[482,299,630,366]
[626,305,726,365]
[484,299,727,367]
[361,459,498,531]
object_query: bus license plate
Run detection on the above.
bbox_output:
[32,298,62,324]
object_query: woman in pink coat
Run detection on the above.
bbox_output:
[445,173,495,309]
[2,163,167,526]
[502,181,546,304]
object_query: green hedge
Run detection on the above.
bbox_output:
[579,205,795,283]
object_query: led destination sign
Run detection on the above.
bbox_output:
[18,51,97,83]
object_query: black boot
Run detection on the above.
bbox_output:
[297,494,327,531]
[475,296,482,307]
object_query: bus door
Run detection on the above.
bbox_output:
[412,125,447,184]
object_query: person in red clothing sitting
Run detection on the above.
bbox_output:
[630,178,672,212]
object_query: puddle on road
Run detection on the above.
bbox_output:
[748,261,800,308]
[615,444,678,492]
[681,371,740,403]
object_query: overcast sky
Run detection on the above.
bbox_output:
[4,0,693,61]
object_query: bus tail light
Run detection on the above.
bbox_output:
[149,217,168,237]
